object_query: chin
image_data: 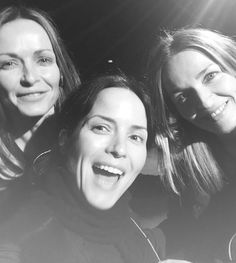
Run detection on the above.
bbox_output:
[19,108,45,117]
[87,197,117,210]
[93,201,116,210]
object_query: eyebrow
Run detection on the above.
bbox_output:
[0,53,18,58]
[195,63,214,79]
[87,115,147,131]
[0,49,53,57]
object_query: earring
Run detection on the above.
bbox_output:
[59,75,64,87]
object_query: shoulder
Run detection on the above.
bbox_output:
[0,190,70,263]
[0,190,55,242]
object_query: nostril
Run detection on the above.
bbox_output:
[20,78,32,87]
[20,72,38,87]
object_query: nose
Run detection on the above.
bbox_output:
[20,64,38,87]
[106,135,127,158]
[192,85,214,109]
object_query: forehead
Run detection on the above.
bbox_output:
[88,87,147,125]
[167,49,214,85]
[0,18,52,51]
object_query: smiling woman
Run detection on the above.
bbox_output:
[0,74,163,263]
[166,49,236,134]
[0,6,80,187]
[0,19,60,119]
[148,27,236,262]
[0,73,192,263]
[64,87,148,210]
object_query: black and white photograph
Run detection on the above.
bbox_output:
[0,0,236,262]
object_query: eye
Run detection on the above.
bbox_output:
[204,71,219,83]
[175,93,187,104]
[38,56,54,65]
[129,134,146,144]
[0,60,18,70]
[92,125,110,134]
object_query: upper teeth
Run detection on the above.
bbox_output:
[96,165,123,175]
[211,102,227,118]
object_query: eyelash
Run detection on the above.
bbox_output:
[175,93,187,104]
[38,56,54,65]
[0,60,18,70]
[204,71,220,83]
[130,134,145,143]
[0,56,54,70]
[174,71,221,104]
[92,125,110,134]
[92,126,145,142]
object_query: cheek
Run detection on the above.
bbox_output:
[0,73,18,93]
[131,147,147,173]
[69,134,98,171]
[41,66,60,87]
[174,101,195,120]
[218,75,236,94]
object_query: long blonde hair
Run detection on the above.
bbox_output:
[0,5,81,179]
[148,27,236,194]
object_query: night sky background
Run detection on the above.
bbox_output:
[1,0,236,81]
[1,0,236,219]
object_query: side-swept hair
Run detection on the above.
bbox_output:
[147,27,236,194]
[0,5,80,180]
[0,5,80,108]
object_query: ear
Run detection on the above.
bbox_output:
[58,129,68,152]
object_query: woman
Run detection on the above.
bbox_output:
[0,74,191,263]
[148,27,236,262]
[0,5,80,186]
[0,74,160,263]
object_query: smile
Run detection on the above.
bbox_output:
[17,91,48,102]
[93,164,124,177]
[210,100,228,119]
[17,92,45,98]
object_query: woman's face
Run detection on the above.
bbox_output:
[0,18,60,118]
[68,87,148,210]
[166,49,236,135]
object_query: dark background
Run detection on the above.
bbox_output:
[1,0,236,81]
[1,0,236,221]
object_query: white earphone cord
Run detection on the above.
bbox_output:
[130,217,161,262]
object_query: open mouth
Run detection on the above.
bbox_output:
[210,100,228,119]
[93,164,124,181]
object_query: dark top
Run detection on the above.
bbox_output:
[160,179,236,263]
[0,166,165,263]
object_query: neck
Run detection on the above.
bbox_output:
[12,108,54,151]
